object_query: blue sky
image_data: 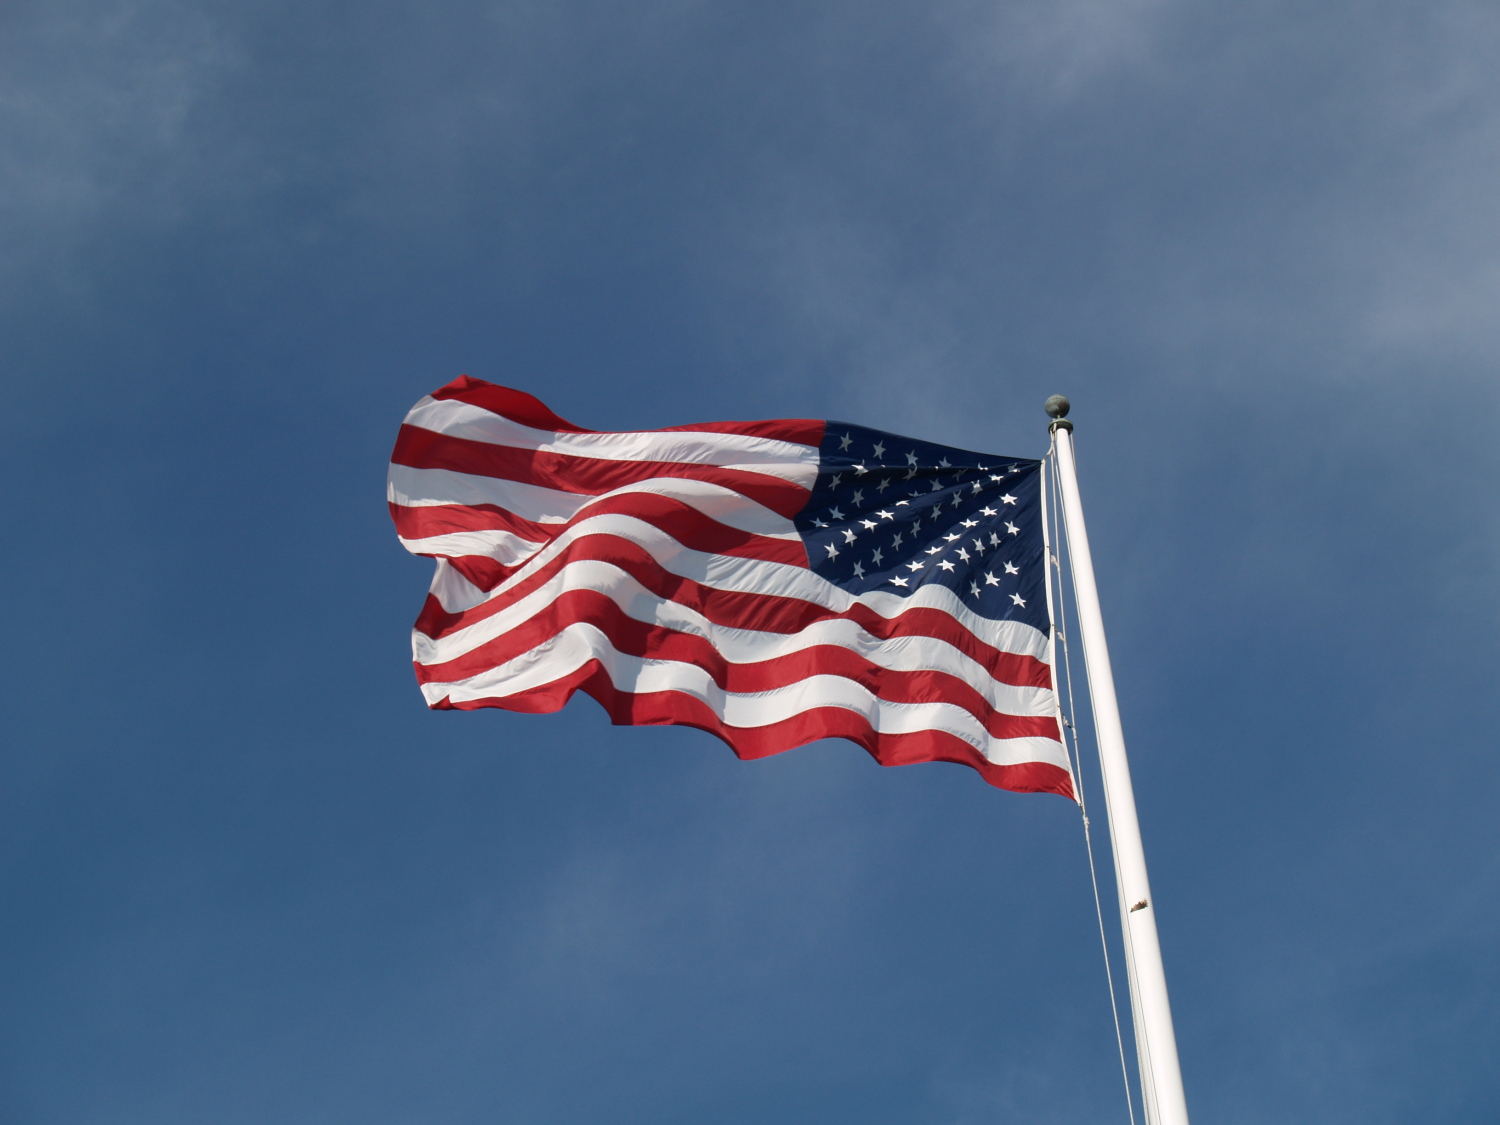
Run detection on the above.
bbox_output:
[2,1,1498,1121]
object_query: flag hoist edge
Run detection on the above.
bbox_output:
[388,375,1074,798]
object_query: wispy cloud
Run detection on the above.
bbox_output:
[0,1,237,284]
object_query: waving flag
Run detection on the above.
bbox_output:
[388,377,1073,797]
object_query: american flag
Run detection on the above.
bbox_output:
[388,377,1073,797]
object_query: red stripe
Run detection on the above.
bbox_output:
[436,556,520,593]
[390,490,809,582]
[428,375,824,447]
[418,590,1059,740]
[391,502,553,543]
[427,660,1073,798]
[392,425,809,519]
[414,536,1053,691]
[430,376,593,433]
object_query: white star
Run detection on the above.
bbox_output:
[1005,521,1019,536]
[961,519,978,528]
[971,481,984,494]
[1001,494,1017,505]
[890,575,910,588]
[938,457,951,468]
[851,489,864,504]
[860,519,878,530]
[872,441,886,458]
[852,561,866,578]
[1010,592,1026,607]
[876,478,891,493]
[989,532,1002,546]
[926,545,942,555]
[939,559,956,572]
[911,518,921,532]
[1003,561,1019,575]
[973,539,985,551]
[969,582,981,597]
[990,474,1005,482]
[984,571,1000,586]
[842,528,857,544]
[830,474,842,488]
[895,499,909,506]
[906,560,924,572]
[929,479,943,492]
[892,532,904,548]
[853,463,868,476]
[904,467,918,480]
[943,533,960,542]
[980,506,997,517]
[956,547,971,561]
[838,433,852,450]
[813,519,828,528]
[825,543,840,559]
[829,507,845,520]
[877,509,894,520]
[871,547,884,565]
[905,451,919,466]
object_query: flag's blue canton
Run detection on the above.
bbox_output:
[794,422,1048,633]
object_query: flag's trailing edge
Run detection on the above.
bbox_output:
[389,376,1074,799]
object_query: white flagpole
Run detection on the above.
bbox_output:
[1046,395,1190,1125]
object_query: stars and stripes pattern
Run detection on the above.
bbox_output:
[389,376,1073,797]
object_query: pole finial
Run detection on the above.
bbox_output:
[1045,395,1073,432]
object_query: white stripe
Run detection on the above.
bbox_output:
[421,511,1049,660]
[389,465,588,523]
[388,465,799,539]
[426,558,489,614]
[404,396,820,487]
[414,560,1052,715]
[398,528,543,566]
[421,626,1068,770]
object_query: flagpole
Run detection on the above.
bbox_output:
[1046,395,1190,1125]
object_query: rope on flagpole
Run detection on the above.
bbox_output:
[1049,432,1138,1125]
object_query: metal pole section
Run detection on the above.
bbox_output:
[1045,396,1190,1125]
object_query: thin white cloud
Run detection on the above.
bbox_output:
[945,0,1174,103]
[0,1,237,283]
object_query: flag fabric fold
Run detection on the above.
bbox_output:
[389,376,1074,798]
